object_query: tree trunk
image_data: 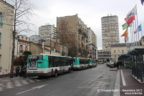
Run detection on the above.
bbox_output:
[10,5,17,78]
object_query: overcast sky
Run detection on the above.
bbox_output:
[28,0,144,49]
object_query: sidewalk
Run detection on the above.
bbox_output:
[120,68,144,96]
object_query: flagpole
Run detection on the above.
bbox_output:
[132,22,134,46]
[135,5,140,46]
[131,22,134,49]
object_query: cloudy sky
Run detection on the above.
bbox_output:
[28,0,144,49]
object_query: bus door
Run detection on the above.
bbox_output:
[29,55,38,70]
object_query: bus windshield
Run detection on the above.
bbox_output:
[28,55,43,69]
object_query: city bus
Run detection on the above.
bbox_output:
[27,55,73,77]
[106,59,114,68]
[90,59,97,67]
[72,57,92,70]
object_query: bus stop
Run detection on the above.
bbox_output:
[128,48,144,83]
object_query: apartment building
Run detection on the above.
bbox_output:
[98,50,111,62]
[87,28,97,59]
[29,35,41,43]
[15,35,30,57]
[0,0,14,76]
[101,15,119,51]
[57,14,89,57]
[39,24,56,39]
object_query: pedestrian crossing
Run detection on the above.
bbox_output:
[0,78,39,92]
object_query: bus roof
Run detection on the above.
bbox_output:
[29,54,72,58]
[73,57,91,60]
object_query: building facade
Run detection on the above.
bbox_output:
[39,24,56,39]
[15,35,30,57]
[30,39,68,56]
[98,50,111,62]
[29,35,41,43]
[57,14,89,57]
[111,43,127,62]
[0,0,14,76]
[101,15,119,51]
[87,28,97,59]
[111,37,144,62]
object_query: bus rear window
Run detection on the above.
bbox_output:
[80,59,89,64]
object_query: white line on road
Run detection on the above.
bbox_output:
[27,79,35,83]
[21,80,29,85]
[121,70,126,86]
[14,80,22,87]
[113,70,120,96]
[6,82,13,88]
[16,84,47,95]
[0,87,3,92]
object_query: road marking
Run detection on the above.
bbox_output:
[6,82,13,88]
[16,84,47,95]
[14,80,22,87]
[21,80,29,85]
[35,80,40,82]
[113,70,120,96]
[121,70,126,86]
[27,79,35,83]
[0,87,3,92]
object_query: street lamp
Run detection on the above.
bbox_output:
[39,39,45,54]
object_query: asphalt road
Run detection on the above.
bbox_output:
[0,64,117,96]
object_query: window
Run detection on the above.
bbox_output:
[25,46,28,51]
[0,13,2,27]
[114,50,116,53]
[122,50,124,54]
[20,45,23,53]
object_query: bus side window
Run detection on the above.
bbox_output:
[49,56,53,67]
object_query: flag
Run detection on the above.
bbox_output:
[121,29,128,37]
[141,0,144,5]
[125,16,135,26]
[126,5,137,19]
[134,29,138,34]
[124,35,128,43]
[129,23,133,27]
[138,25,142,31]
[122,23,127,30]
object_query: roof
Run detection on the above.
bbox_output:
[30,54,72,58]
[111,42,141,47]
[111,43,126,47]
[0,0,14,9]
[118,54,130,60]
[128,48,144,55]
[102,15,118,19]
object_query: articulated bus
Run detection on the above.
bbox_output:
[27,55,73,77]
[72,57,93,70]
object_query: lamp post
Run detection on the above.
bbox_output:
[40,32,57,55]
[40,39,45,54]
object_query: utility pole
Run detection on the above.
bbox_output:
[50,33,51,55]
[40,32,56,55]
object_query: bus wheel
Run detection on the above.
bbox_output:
[68,68,71,73]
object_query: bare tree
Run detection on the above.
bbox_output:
[5,0,32,77]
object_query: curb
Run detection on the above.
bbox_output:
[0,74,10,78]
[131,75,144,84]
